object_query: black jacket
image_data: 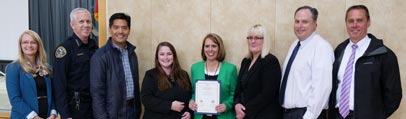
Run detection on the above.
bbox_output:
[234,54,283,119]
[141,68,192,119]
[90,38,142,119]
[328,34,402,119]
[53,34,98,119]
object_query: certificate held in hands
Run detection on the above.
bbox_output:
[195,80,221,115]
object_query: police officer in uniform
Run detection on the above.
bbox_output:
[53,8,98,119]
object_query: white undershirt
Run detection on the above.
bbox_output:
[336,35,371,110]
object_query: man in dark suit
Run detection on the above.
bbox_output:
[328,5,402,119]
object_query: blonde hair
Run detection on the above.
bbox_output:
[18,30,50,76]
[246,24,271,59]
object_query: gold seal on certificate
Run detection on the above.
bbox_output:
[195,80,221,114]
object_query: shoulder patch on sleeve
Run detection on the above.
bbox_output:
[55,46,67,58]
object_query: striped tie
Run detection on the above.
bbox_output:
[339,44,358,118]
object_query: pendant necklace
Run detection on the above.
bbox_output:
[205,62,220,76]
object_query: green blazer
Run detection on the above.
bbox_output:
[190,61,237,119]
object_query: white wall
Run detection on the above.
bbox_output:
[0,0,28,60]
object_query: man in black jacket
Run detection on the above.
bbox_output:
[53,8,98,119]
[329,5,402,119]
[90,13,141,119]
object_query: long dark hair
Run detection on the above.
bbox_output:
[155,42,190,91]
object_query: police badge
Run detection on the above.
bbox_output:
[55,46,67,58]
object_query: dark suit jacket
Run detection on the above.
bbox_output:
[141,68,192,119]
[234,54,283,119]
[328,34,402,119]
[6,61,55,119]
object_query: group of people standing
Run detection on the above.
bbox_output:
[5,4,401,119]
[6,8,142,119]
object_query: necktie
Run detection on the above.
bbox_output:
[339,45,358,118]
[279,41,301,105]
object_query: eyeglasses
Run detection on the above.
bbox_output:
[246,36,264,41]
[21,41,38,45]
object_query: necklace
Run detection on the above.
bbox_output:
[205,62,220,76]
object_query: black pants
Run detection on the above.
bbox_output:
[38,98,48,118]
[69,102,94,119]
[283,108,327,119]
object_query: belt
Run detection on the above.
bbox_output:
[127,98,134,106]
[71,92,92,103]
[284,107,306,112]
[37,96,47,99]
[71,92,92,99]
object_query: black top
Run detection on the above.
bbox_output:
[234,54,283,119]
[141,68,192,119]
[34,74,48,118]
[34,74,47,97]
[205,74,218,80]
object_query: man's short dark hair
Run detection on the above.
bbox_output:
[295,6,318,21]
[345,5,370,21]
[109,13,131,29]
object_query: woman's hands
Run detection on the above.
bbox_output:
[215,104,227,113]
[235,103,246,119]
[33,116,43,119]
[171,100,185,112]
[181,112,191,119]
[188,101,197,111]
[189,101,227,113]
[46,114,57,119]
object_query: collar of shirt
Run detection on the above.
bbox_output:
[348,35,371,56]
[297,32,316,49]
[112,42,128,53]
[75,38,96,48]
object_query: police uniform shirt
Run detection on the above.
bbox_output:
[52,33,98,117]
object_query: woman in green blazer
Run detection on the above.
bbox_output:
[189,33,237,119]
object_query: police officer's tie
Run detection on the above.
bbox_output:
[339,44,358,118]
[279,41,300,105]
